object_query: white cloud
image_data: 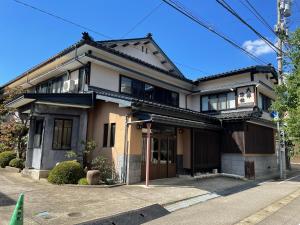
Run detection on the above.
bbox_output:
[242,39,274,56]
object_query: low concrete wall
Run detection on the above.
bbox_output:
[221,153,245,177]
[221,153,278,179]
[126,154,141,184]
[246,155,278,178]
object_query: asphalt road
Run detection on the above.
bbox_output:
[145,174,300,225]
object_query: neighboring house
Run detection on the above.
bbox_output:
[1,32,278,183]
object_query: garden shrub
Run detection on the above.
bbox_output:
[48,160,85,184]
[9,158,24,169]
[91,156,116,183]
[0,151,16,168]
[78,177,88,185]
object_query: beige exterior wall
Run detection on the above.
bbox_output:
[127,122,143,155]
[87,101,130,173]
[177,128,191,169]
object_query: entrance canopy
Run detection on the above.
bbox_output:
[132,100,221,130]
[5,93,96,110]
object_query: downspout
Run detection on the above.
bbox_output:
[123,115,152,184]
[123,115,129,184]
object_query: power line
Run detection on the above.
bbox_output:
[13,0,209,77]
[161,0,270,65]
[121,2,163,38]
[241,0,290,51]
[216,0,283,54]
[13,0,112,39]
[239,0,277,36]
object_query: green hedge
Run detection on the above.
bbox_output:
[78,178,88,185]
[0,151,16,168]
[9,158,24,169]
[48,160,85,184]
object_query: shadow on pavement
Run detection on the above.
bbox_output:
[0,192,16,207]
[77,204,169,225]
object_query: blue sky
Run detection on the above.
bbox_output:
[0,0,299,85]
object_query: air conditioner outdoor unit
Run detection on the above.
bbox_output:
[62,80,76,93]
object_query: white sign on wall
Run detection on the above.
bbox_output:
[237,86,255,107]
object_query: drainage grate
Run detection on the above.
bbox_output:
[77,204,169,225]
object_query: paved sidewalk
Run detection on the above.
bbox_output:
[0,171,247,225]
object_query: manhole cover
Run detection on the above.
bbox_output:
[68,212,83,217]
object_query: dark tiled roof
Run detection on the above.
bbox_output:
[1,33,191,90]
[89,86,219,124]
[210,110,262,120]
[196,65,278,83]
[0,39,86,89]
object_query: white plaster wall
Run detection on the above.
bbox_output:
[113,43,169,71]
[254,72,275,89]
[188,95,200,111]
[90,63,120,92]
[179,93,186,109]
[196,72,251,91]
[70,70,79,89]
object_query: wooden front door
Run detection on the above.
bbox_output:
[141,135,176,181]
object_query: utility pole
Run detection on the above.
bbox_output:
[275,0,291,179]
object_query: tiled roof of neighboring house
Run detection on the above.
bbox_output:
[195,65,278,83]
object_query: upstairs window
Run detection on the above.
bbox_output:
[120,75,179,107]
[120,76,132,94]
[259,93,273,112]
[201,92,236,112]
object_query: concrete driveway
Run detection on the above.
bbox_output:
[0,171,248,225]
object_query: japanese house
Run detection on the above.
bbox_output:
[1,32,278,183]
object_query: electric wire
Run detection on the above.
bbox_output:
[13,0,210,77]
[216,0,283,55]
[162,0,270,65]
[121,2,163,38]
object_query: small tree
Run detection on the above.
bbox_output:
[0,87,28,158]
[273,28,300,167]
[81,140,97,168]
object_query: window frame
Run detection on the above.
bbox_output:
[52,118,73,150]
[103,123,109,147]
[201,92,236,112]
[119,75,179,107]
[33,119,44,148]
[259,93,273,112]
[110,123,116,147]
